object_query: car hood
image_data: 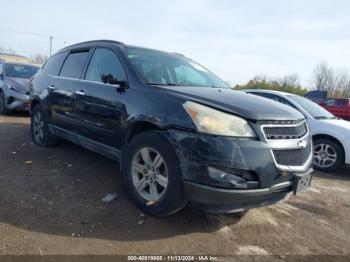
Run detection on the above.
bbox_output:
[6,77,30,92]
[156,86,304,121]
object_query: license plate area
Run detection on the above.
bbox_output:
[293,173,312,194]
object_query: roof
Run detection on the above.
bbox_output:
[0,60,40,67]
[57,39,185,58]
[58,39,124,53]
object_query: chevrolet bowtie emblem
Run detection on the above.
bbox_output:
[297,140,307,148]
[281,171,288,176]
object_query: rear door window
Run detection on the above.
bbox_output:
[43,52,67,76]
[85,48,126,83]
[59,51,90,79]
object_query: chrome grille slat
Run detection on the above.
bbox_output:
[260,120,312,171]
[273,143,312,166]
[263,123,307,140]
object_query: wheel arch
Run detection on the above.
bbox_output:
[30,98,41,113]
[120,120,167,172]
[123,121,163,146]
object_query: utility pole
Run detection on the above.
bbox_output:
[49,36,53,56]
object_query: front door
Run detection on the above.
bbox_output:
[73,48,127,149]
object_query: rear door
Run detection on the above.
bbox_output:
[73,47,127,148]
[50,49,91,132]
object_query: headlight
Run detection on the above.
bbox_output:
[183,101,256,137]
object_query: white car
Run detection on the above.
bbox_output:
[243,89,350,172]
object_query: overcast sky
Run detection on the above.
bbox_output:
[1,0,349,86]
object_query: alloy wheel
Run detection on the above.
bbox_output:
[313,143,338,169]
[131,147,169,202]
[33,111,45,142]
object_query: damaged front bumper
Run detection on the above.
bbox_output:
[5,90,30,111]
[166,129,313,213]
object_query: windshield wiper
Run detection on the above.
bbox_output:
[146,82,179,86]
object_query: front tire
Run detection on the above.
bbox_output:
[313,139,344,172]
[122,131,186,216]
[31,104,58,146]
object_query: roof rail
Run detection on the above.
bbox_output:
[58,39,125,53]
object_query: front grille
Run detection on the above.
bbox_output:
[263,122,307,140]
[273,143,312,166]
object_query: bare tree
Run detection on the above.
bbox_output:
[312,62,333,90]
[279,73,300,87]
[337,70,350,97]
[312,62,350,97]
[29,54,48,65]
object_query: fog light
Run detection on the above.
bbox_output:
[208,166,248,189]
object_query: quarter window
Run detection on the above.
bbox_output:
[43,52,67,76]
[85,48,126,83]
[59,51,90,79]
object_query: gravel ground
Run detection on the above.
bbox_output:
[0,113,349,257]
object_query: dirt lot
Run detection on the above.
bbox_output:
[0,113,349,256]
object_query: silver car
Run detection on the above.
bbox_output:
[0,61,39,113]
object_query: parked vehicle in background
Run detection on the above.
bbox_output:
[30,40,313,216]
[304,90,327,103]
[304,90,350,121]
[319,98,350,121]
[0,61,39,113]
[243,89,350,172]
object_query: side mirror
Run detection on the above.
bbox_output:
[101,74,128,89]
[115,80,128,89]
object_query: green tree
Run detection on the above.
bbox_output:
[234,74,308,96]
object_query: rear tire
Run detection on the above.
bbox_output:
[31,104,58,146]
[0,90,10,114]
[313,139,344,172]
[122,131,186,217]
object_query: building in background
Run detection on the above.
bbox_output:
[0,53,30,64]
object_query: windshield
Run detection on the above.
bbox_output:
[288,95,336,119]
[124,48,229,88]
[6,64,39,79]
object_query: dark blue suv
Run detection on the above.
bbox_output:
[29,40,313,216]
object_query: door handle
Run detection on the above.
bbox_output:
[48,85,55,90]
[74,90,85,96]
